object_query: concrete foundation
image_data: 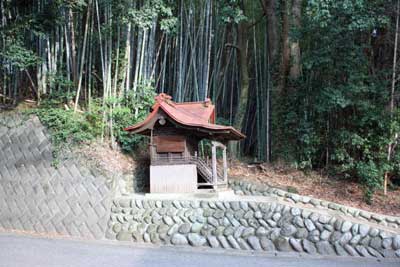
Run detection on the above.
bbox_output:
[145,189,236,199]
[150,164,197,193]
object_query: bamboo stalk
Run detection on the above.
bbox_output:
[384,0,400,195]
[74,0,91,113]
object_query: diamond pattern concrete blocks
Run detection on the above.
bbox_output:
[0,114,112,240]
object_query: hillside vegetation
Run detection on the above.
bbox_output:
[1,0,400,203]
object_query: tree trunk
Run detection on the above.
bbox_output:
[204,0,213,101]
[260,0,278,64]
[68,7,77,86]
[289,0,302,80]
[235,21,249,132]
[278,0,290,93]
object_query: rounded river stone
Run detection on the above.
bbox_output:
[334,242,348,256]
[369,228,379,237]
[256,227,268,237]
[293,216,304,228]
[382,238,392,249]
[341,221,352,233]
[188,233,206,247]
[171,233,188,245]
[344,244,358,256]
[359,224,370,237]
[260,237,275,251]
[308,229,320,243]
[207,236,220,248]
[178,223,191,234]
[280,223,297,237]
[191,222,203,233]
[112,223,122,233]
[214,210,225,219]
[302,239,317,254]
[370,237,383,250]
[208,217,219,227]
[320,230,331,241]
[294,228,308,239]
[163,216,174,226]
[242,227,255,238]
[316,241,335,255]
[248,236,262,250]
[393,235,400,250]
[305,219,316,231]
[289,238,303,252]
[275,237,292,252]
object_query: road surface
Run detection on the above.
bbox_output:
[0,233,398,267]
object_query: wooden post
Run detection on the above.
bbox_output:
[211,142,217,189]
[222,145,228,184]
[150,130,154,163]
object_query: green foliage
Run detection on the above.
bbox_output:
[48,73,75,92]
[121,82,156,112]
[217,0,246,24]
[127,0,177,33]
[0,38,39,70]
[356,160,383,204]
[306,0,389,30]
[27,83,155,155]
[36,94,101,145]
[112,106,144,152]
[38,91,76,107]
[29,106,101,151]
[274,0,396,202]
[286,186,298,194]
[113,82,156,152]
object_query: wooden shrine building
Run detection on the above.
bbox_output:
[124,93,245,193]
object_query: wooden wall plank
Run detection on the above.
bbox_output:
[154,135,186,153]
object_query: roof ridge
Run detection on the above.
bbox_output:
[174,99,212,106]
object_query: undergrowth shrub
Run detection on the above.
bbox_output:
[27,83,155,156]
[29,105,101,151]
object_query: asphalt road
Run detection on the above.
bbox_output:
[0,233,399,267]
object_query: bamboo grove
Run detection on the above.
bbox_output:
[1,0,400,201]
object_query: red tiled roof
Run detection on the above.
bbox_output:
[124,93,245,141]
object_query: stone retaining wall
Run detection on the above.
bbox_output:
[106,197,400,258]
[230,180,400,230]
[0,113,113,239]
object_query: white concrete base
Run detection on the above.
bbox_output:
[150,164,197,193]
[145,189,236,200]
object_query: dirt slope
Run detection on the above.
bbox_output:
[229,161,400,217]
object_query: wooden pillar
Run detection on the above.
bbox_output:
[211,142,217,189]
[150,130,154,163]
[222,145,228,184]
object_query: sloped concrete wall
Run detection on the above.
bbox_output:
[0,113,112,239]
[107,197,400,258]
